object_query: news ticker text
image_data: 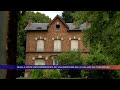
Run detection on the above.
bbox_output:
[0,65,120,70]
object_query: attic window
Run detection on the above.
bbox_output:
[56,24,60,29]
[56,22,60,29]
[36,27,42,29]
[74,24,80,29]
[75,26,79,29]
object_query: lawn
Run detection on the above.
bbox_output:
[16,77,32,79]
[16,77,84,79]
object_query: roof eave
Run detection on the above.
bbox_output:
[68,29,82,31]
[25,29,48,31]
[47,15,69,29]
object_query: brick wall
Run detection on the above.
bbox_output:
[25,18,89,77]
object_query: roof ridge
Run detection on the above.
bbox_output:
[47,15,69,29]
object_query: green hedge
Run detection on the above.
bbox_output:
[31,70,43,79]
[31,70,61,79]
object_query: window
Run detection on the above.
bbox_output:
[36,27,42,29]
[56,22,60,29]
[71,40,79,51]
[35,59,45,65]
[36,40,44,52]
[54,40,61,52]
[52,58,59,70]
[56,24,60,29]
[53,59,59,65]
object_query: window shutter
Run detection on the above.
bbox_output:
[57,40,61,51]
[37,40,44,52]
[71,40,78,51]
[54,40,61,52]
[54,40,57,51]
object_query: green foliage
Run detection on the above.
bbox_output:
[62,11,76,23]
[62,11,120,79]
[43,70,61,79]
[72,11,120,64]
[54,50,83,65]
[60,70,69,77]
[84,43,120,79]
[54,50,82,78]
[17,11,51,77]
[83,70,120,79]
[16,57,25,65]
[60,70,81,78]
[86,43,115,65]
[81,70,89,79]
[31,70,61,79]
[16,57,25,77]
[31,70,43,79]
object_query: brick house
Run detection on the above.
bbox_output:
[24,15,90,77]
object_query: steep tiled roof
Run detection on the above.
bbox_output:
[25,22,90,31]
[47,15,69,29]
[25,23,49,30]
[25,15,90,31]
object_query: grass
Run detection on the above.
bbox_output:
[16,77,32,79]
[16,77,85,79]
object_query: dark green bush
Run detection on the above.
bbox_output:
[42,70,61,79]
[85,44,120,79]
[60,70,70,77]
[84,70,120,79]
[81,70,89,79]
[54,50,83,78]
[31,70,43,79]
[16,57,25,77]
[49,70,61,79]
[31,70,61,79]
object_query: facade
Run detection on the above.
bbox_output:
[24,15,89,77]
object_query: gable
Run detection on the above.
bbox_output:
[47,15,69,29]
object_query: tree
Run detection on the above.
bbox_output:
[85,43,120,79]
[72,11,120,79]
[72,11,120,64]
[16,11,51,77]
[62,11,76,23]
[54,50,83,78]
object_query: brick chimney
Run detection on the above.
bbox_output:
[27,19,32,27]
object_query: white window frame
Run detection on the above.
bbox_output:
[71,40,79,51]
[54,40,61,52]
[36,40,44,52]
[35,59,45,65]
[52,58,59,70]
[53,59,59,65]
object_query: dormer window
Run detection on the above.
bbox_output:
[36,27,42,29]
[56,22,60,29]
[75,25,79,29]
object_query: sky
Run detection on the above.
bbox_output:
[34,11,63,20]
